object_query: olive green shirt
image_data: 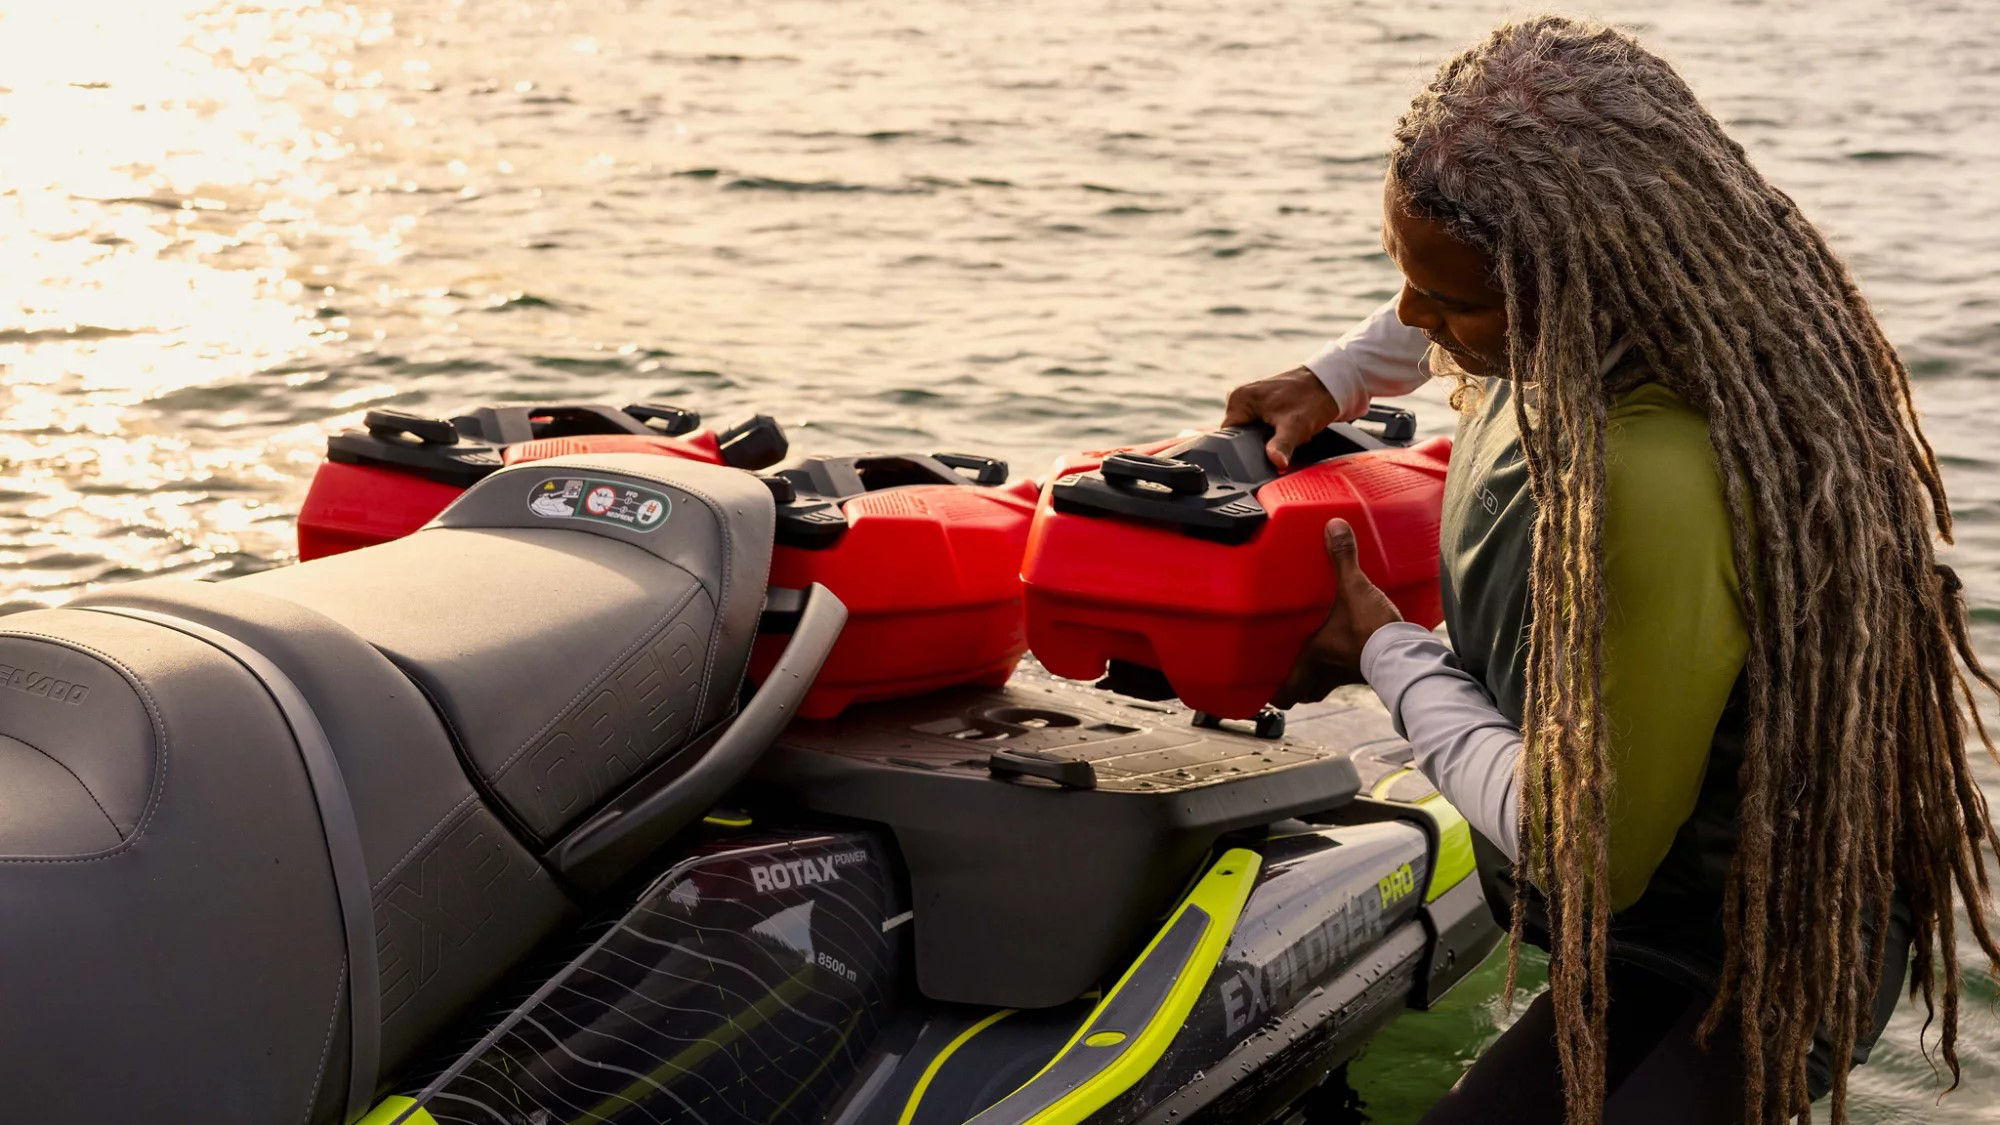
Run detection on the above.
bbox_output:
[1439,378,1748,910]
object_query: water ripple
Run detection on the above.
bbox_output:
[1,1,1997,1119]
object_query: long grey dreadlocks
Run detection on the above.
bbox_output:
[1389,16,2000,1123]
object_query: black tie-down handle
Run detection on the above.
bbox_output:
[988,747,1099,790]
[1100,453,1209,495]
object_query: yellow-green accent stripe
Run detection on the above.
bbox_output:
[1010,847,1262,1125]
[773,1006,866,1120]
[898,1009,1015,1125]
[1417,794,1476,902]
[1369,767,1415,799]
[576,967,815,1123]
[355,1096,438,1125]
[1365,768,1476,902]
[702,813,753,828]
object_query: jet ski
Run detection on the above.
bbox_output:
[0,398,1497,1125]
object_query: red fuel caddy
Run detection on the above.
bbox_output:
[1022,407,1451,719]
[751,452,1040,719]
[296,403,786,559]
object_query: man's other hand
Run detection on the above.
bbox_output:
[1272,519,1405,708]
[1222,366,1342,471]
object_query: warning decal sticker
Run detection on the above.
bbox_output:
[529,476,672,532]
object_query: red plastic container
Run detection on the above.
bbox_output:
[1038,435,1183,482]
[298,461,477,561]
[1023,410,1451,719]
[297,404,785,560]
[503,431,724,466]
[749,452,1040,719]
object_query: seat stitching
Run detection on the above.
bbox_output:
[0,628,171,864]
[525,460,753,740]
[300,959,347,1125]
[689,585,723,734]
[640,474,734,733]
[431,461,766,830]
[483,579,702,788]
[381,664,548,846]
[0,729,122,840]
[369,790,480,895]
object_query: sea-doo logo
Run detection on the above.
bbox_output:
[0,663,90,706]
[747,849,869,893]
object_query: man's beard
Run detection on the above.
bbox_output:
[1423,335,1525,381]
[1422,340,1484,381]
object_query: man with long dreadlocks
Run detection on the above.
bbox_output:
[1223,15,2000,1125]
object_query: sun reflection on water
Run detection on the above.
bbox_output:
[0,0,378,604]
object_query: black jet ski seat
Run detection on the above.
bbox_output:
[0,453,842,1125]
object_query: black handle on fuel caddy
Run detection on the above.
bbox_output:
[364,410,459,446]
[622,402,702,436]
[1101,453,1209,495]
[934,451,1011,486]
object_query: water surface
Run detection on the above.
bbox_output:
[2,0,1996,1118]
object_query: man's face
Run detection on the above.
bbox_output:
[1381,175,1511,378]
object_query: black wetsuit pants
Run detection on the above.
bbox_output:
[1417,962,1747,1124]
[1415,940,1907,1125]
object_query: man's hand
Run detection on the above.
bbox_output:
[1222,366,1342,471]
[1272,519,1405,708]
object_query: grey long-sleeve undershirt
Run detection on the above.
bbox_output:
[1305,308,1645,866]
[1359,622,1524,863]
[1305,301,1523,861]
